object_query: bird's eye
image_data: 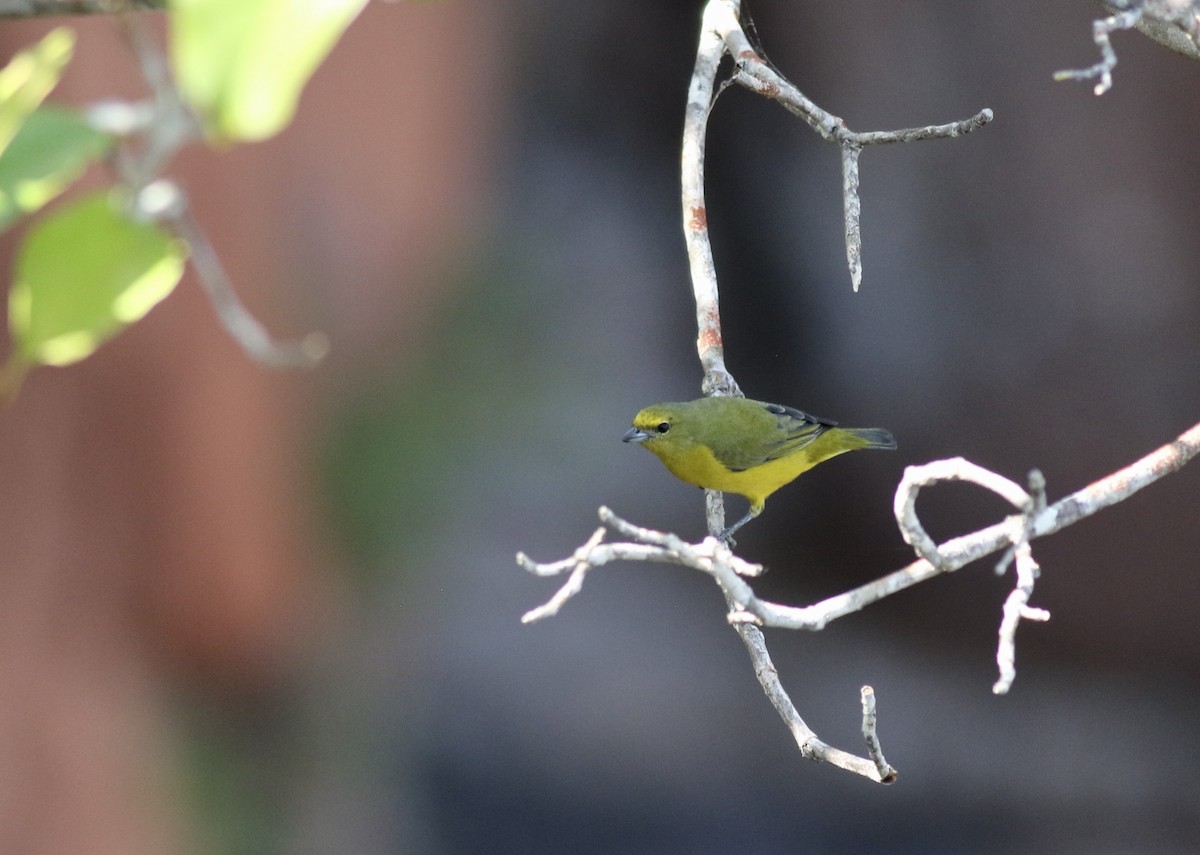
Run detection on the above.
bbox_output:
[656,422,670,434]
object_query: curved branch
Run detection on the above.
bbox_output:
[166,199,330,368]
[749,419,1200,633]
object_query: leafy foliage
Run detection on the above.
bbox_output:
[0,106,112,230]
[0,1,365,395]
[170,0,369,141]
[9,191,186,366]
[0,27,74,156]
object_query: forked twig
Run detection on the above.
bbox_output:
[697,0,991,291]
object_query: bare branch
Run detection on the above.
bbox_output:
[519,507,763,624]
[699,0,991,290]
[993,538,1051,695]
[744,420,1200,637]
[522,418,1200,774]
[841,145,863,291]
[519,509,896,782]
[0,0,163,17]
[1033,421,1200,533]
[1057,1,1200,94]
[860,686,896,782]
[1055,6,1144,94]
[165,199,330,368]
[893,457,1034,569]
[681,1,742,398]
[522,0,1200,782]
[736,621,895,783]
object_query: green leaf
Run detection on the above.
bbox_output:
[10,191,187,366]
[0,106,113,231]
[170,0,368,142]
[0,28,75,156]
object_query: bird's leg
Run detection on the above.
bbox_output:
[717,508,755,545]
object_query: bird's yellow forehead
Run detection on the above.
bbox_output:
[633,403,693,435]
[633,407,671,429]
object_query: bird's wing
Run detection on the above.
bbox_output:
[707,402,835,471]
[760,403,835,463]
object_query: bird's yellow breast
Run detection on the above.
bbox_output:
[648,435,840,512]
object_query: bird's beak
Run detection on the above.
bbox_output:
[622,427,649,443]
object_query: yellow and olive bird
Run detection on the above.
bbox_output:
[623,396,895,541]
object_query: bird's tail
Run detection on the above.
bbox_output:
[840,427,897,451]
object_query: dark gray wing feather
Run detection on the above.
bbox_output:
[759,403,835,463]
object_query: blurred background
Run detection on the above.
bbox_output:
[1,1,1199,852]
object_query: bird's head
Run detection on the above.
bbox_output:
[623,404,685,448]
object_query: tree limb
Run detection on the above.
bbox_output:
[520,413,1200,779]
[1057,1,1200,94]
[0,0,163,17]
[519,0,1200,783]
[700,0,991,291]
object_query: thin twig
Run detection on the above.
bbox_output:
[992,538,1050,695]
[115,7,200,189]
[0,0,162,17]
[1054,7,1143,95]
[519,507,763,624]
[860,686,896,782]
[893,457,1032,569]
[167,202,329,367]
[89,10,329,368]
[702,0,991,289]
[1058,1,1200,95]
[841,145,863,291]
[519,508,895,782]
[736,620,894,783]
[991,470,1050,694]
[740,418,1200,634]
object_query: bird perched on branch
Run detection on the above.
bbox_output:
[623,396,896,542]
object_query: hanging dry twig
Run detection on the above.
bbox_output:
[1055,5,1147,94]
[696,0,991,291]
[1056,1,1200,95]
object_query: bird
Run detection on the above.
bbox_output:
[623,396,895,542]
